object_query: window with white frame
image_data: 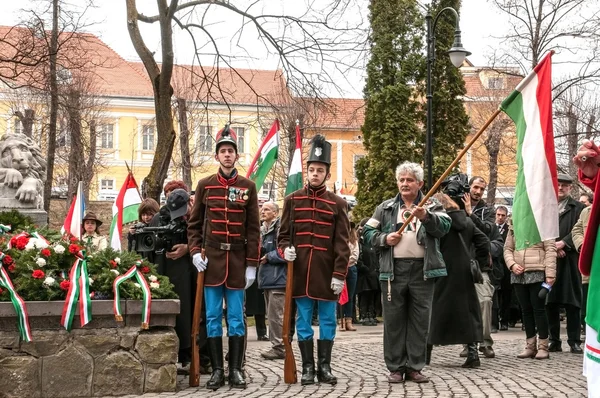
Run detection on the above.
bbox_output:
[353,154,365,180]
[100,179,114,190]
[232,127,245,153]
[487,77,504,90]
[142,125,155,150]
[99,124,114,149]
[260,182,277,200]
[198,125,213,153]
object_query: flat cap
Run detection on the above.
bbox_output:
[557,173,573,184]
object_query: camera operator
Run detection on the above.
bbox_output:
[128,198,160,252]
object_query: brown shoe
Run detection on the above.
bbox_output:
[405,370,429,383]
[345,317,357,331]
[387,371,404,383]
[479,346,495,358]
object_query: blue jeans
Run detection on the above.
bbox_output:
[205,285,245,337]
[295,297,336,341]
[342,265,357,318]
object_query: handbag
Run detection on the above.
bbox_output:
[458,232,484,284]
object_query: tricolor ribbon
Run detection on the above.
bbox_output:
[0,224,11,235]
[113,260,152,329]
[7,231,28,249]
[30,231,50,245]
[0,253,32,342]
[60,250,92,331]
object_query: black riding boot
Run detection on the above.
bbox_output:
[317,339,337,385]
[298,339,316,385]
[206,337,225,390]
[462,343,481,368]
[228,336,247,388]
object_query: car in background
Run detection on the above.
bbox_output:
[339,194,357,209]
[50,185,68,199]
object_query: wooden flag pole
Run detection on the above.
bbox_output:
[396,108,502,234]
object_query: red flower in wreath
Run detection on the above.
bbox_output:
[70,236,79,243]
[2,255,13,265]
[60,280,71,291]
[109,260,118,268]
[40,248,51,257]
[32,270,45,279]
[69,244,81,254]
[9,236,17,247]
[7,264,15,272]
[16,236,29,250]
[141,266,150,274]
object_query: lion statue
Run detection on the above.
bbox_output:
[0,133,46,208]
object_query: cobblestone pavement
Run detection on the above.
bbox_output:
[118,324,588,398]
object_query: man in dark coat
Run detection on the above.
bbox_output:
[495,206,512,331]
[356,217,380,326]
[187,125,261,390]
[278,134,351,386]
[546,173,585,354]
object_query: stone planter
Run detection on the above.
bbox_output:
[0,299,180,398]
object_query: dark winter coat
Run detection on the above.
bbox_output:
[355,233,379,294]
[429,210,489,345]
[278,185,351,301]
[257,218,287,290]
[547,196,584,307]
[470,200,504,276]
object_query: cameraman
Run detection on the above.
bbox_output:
[148,185,196,373]
[461,176,504,360]
[128,198,160,252]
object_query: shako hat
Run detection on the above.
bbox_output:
[215,124,238,153]
[306,134,331,166]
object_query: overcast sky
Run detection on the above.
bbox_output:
[0,0,568,98]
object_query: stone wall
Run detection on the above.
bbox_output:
[0,300,180,398]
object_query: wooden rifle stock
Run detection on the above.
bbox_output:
[190,214,209,387]
[283,208,297,384]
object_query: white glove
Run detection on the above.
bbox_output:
[284,246,297,261]
[192,253,208,272]
[331,277,344,295]
[245,266,257,290]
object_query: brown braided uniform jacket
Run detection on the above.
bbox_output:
[278,185,351,301]
[187,170,260,289]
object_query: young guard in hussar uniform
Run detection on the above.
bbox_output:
[187,125,260,390]
[278,134,351,386]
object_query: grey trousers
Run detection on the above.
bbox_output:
[381,259,434,373]
[265,289,285,353]
[475,272,495,348]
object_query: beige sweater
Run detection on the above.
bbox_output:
[571,205,591,284]
[504,231,557,279]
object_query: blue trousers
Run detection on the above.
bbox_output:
[205,285,245,338]
[295,297,336,341]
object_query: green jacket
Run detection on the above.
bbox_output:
[363,193,451,280]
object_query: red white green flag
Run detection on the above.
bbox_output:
[246,120,280,191]
[500,51,558,250]
[285,121,304,196]
[109,173,142,251]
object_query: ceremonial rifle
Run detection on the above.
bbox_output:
[189,215,208,387]
[282,204,297,384]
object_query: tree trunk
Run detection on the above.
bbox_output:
[487,149,499,205]
[66,91,83,207]
[567,109,580,196]
[83,120,97,204]
[43,0,59,218]
[176,98,192,190]
[15,109,35,138]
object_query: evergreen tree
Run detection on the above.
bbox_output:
[354,0,425,220]
[429,0,470,182]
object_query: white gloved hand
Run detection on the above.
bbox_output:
[244,266,257,290]
[330,277,345,295]
[192,253,208,272]
[284,246,297,261]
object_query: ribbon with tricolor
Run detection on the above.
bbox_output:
[60,250,92,331]
[112,260,151,329]
[7,231,28,249]
[0,253,32,342]
[0,224,11,235]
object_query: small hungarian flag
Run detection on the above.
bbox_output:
[109,173,142,251]
[285,121,304,196]
[500,51,558,250]
[61,182,85,239]
[246,120,280,191]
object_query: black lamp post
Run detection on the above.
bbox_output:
[425,6,471,189]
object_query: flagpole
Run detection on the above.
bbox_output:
[397,108,502,234]
[124,161,142,198]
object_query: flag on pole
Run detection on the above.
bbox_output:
[109,173,142,251]
[61,182,85,239]
[500,51,558,250]
[246,120,280,191]
[285,121,304,196]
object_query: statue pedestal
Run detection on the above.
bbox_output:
[13,209,48,227]
[0,185,47,226]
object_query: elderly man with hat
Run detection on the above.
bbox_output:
[81,212,108,252]
[187,125,260,390]
[546,172,585,354]
[278,134,351,386]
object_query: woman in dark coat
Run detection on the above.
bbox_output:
[428,193,489,368]
[355,218,380,326]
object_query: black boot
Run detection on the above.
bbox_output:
[426,344,433,366]
[228,336,247,389]
[298,340,316,385]
[206,337,225,390]
[317,340,337,385]
[462,343,481,368]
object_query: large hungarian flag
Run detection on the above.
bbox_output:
[285,122,304,195]
[246,120,280,191]
[61,182,85,239]
[109,173,142,251]
[500,51,558,250]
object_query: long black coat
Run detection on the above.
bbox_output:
[355,234,379,294]
[547,196,584,307]
[429,210,489,345]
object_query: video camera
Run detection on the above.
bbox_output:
[131,218,187,253]
[440,173,470,204]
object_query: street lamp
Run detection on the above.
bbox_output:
[425,6,471,189]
